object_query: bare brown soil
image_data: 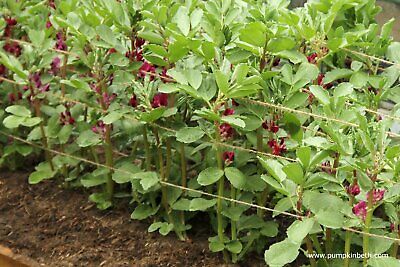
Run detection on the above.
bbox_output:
[0,172,228,267]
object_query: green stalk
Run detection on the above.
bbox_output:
[104,124,114,198]
[165,138,172,179]
[153,127,185,241]
[391,224,399,258]
[231,186,238,263]
[215,121,229,263]
[179,143,188,237]
[306,236,316,267]
[142,126,156,208]
[29,84,54,171]
[344,196,354,267]
[363,190,374,266]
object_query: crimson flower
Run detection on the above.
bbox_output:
[60,111,75,125]
[55,32,67,51]
[223,151,235,165]
[346,183,361,196]
[3,41,22,57]
[268,138,286,156]
[262,120,279,133]
[307,53,318,64]
[160,67,172,83]
[352,201,367,221]
[367,189,385,203]
[0,64,6,76]
[108,48,117,54]
[151,93,168,108]
[223,108,235,116]
[129,94,138,108]
[232,99,239,106]
[50,57,61,75]
[321,161,335,175]
[138,62,156,80]
[219,123,234,140]
[46,20,52,29]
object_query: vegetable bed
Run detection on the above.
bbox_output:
[0,0,399,266]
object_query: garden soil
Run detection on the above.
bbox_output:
[0,172,236,267]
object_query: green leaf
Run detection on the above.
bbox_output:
[315,210,345,229]
[225,167,246,189]
[28,29,45,45]
[189,198,217,211]
[76,130,102,147]
[197,167,224,186]
[239,22,266,47]
[186,69,203,89]
[131,204,158,220]
[175,6,190,36]
[323,69,353,84]
[29,170,56,184]
[333,82,353,99]
[140,107,166,123]
[368,257,400,267]
[3,115,25,128]
[20,117,42,127]
[287,218,315,244]
[112,163,140,184]
[309,85,330,105]
[81,173,107,187]
[5,105,31,117]
[282,163,304,185]
[209,240,225,252]
[221,116,245,128]
[267,37,296,53]
[176,127,205,143]
[89,193,112,210]
[258,157,286,182]
[296,147,311,169]
[97,25,117,46]
[226,240,243,254]
[264,239,300,267]
[215,70,230,94]
[137,172,159,190]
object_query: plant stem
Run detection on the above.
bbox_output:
[391,224,399,258]
[179,143,187,237]
[306,236,316,267]
[344,197,354,267]
[325,228,332,255]
[142,127,152,171]
[231,186,238,263]
[215,121,229,263]
[363,189,374,266]
[104,124,114,199]
[29,85,54,171]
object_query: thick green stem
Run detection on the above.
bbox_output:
[306,236,316,267]
[325,228,332,255]
[231,186,238,263]
[391,226,399,258]
[363,190,374,266]
[142,127,152,171]
[179,143,188,237]
[165,138,172,179]
[344,197,354,267]
[104,124,114,198]
[215,122,229,262]
[30,84,54,171]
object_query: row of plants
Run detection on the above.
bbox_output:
[0,0,399,265]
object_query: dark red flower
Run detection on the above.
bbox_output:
[101,92,117,107]
[92,120,107,136]
[3,41,22,57]
[352,201,367,221]
[135,38,145,48]
[316,73,333,89]
[223,151,235,165]
[321,161,336,174]
[0,64,6,76]
[367,189,385,203]
[108,48,117,54]
[272,58,280,67]
[268,138,286,155]
[8,93,16,103]
[139,62,156,80]
[307,53,318,64]
[129,94,138,108]
[160,67,172,83]
[5,17,17,26]
[49,0,56,9]
[60,111,75,125]
[262,120,279,133]
[55,32,67,51]
[347,182,361,196]
[219,123,234,140]
[151,93,168,108]
[40,83,50,92]
[223,108,234,116]
[231,99,239,106]
[30,73,42,88]
[50,57,61,75]
[46,20,52,29]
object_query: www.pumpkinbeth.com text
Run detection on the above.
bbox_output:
[307,253,389,259]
